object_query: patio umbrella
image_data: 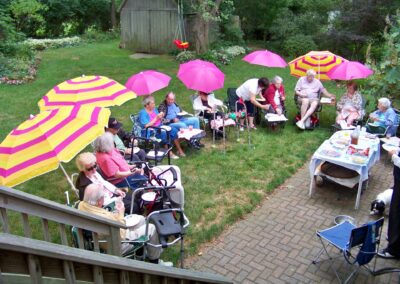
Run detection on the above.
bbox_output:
[242,50,287,68]
[326,61,374,80]
[0,105,110,187]
[288,51,347,80]
[177,59,225,93]
[125,70,171,96]
[38,75,136,111]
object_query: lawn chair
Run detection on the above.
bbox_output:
[365,109,400,138]
[130,114,172,165]
[313,218,384,284]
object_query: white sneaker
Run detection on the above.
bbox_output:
[159,259,173,267]
[296,120,305,130]
[239,125,244,132]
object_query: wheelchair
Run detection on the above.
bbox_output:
[293,91,323,130]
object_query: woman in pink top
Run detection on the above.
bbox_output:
[93,132,148,189]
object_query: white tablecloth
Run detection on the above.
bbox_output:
[309,130,380,209]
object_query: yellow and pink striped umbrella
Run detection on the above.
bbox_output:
[0,105,110,187]
[38,75,137,111]
[288,51,347,80]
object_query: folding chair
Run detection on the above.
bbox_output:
[294,91,322,129]
[130,114,172,165]
[313,218,384,284]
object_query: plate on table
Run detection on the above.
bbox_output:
[330,138,349,149]
[319,149,341,158]
[382,143,400,152]
[177,111,190,116]
[351,156,367,164]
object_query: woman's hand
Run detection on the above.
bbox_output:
[389,149,398,157]
[115,188,126,198]
[157,112,164,119]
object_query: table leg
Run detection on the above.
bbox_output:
[309,176,315,196]
[355,175,363,210]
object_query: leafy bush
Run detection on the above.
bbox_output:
[24,36,81,51]
[176,51,196,63]
[364,11,400,103]
[0,41,34,59]
[223,45,246,57]
[0,54,38,85]
[81,27,120,43]
[282,34,317,58]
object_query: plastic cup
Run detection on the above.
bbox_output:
[188,125,193,131]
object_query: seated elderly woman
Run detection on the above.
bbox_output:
[193,91,224,120]
[261,75,286,115]
[139,95,183,159]
[335,82,363,127]
[93,132,148,189]
[78,183,172,266]
[366,97,398,136]
[75,152,139,214]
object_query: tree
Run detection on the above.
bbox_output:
[9,0,47,37]
[188,0,235,53]
[365,11,400,102]
[326,0,400,60]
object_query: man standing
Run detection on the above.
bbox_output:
[235,77,270,131]
[378,150,400,259]
[295,69,335,129]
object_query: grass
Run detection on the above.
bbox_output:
[0,40,354,263]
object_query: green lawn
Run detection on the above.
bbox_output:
[0,40,355,262]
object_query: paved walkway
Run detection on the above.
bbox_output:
[188,153,400,283]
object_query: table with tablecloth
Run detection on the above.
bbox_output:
[309,130,381,209]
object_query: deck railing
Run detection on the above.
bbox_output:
[0,186,232,284]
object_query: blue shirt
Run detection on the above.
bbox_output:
[371,107,398,136]
[165,104,180,121]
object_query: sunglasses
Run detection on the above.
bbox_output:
[85,163,97,171]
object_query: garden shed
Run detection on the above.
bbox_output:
[119,0,217,54]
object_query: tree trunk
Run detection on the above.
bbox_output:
[192,13,210,54]
[111,0,117,30]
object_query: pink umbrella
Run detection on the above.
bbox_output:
[177,59,225,93]
[125,70,171,96]
[243,50,288,68]
[327,61,374,80]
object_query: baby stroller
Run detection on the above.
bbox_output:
[293,91,322,130]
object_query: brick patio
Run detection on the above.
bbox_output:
[188,153,400,283]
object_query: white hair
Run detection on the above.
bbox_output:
[83,184,103,206]
[273,76,283,84]
[378,97,391,109]
[93,132,114,153]
[306,69,316,76]
[142,95,155,107]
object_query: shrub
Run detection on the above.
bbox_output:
[223,45,246,57]
[282,34,317,58]
[82,27,120,43]
[23,36,81,51]
[176,51,196,63]
[0,41,34,59]
[0,55,38,85]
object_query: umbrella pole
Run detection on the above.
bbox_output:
[212,111,216,148]
[235,101,241,142]
[59,164,75,192]
[244,105,252,148]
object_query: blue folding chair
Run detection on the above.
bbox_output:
[313,218,384,283]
